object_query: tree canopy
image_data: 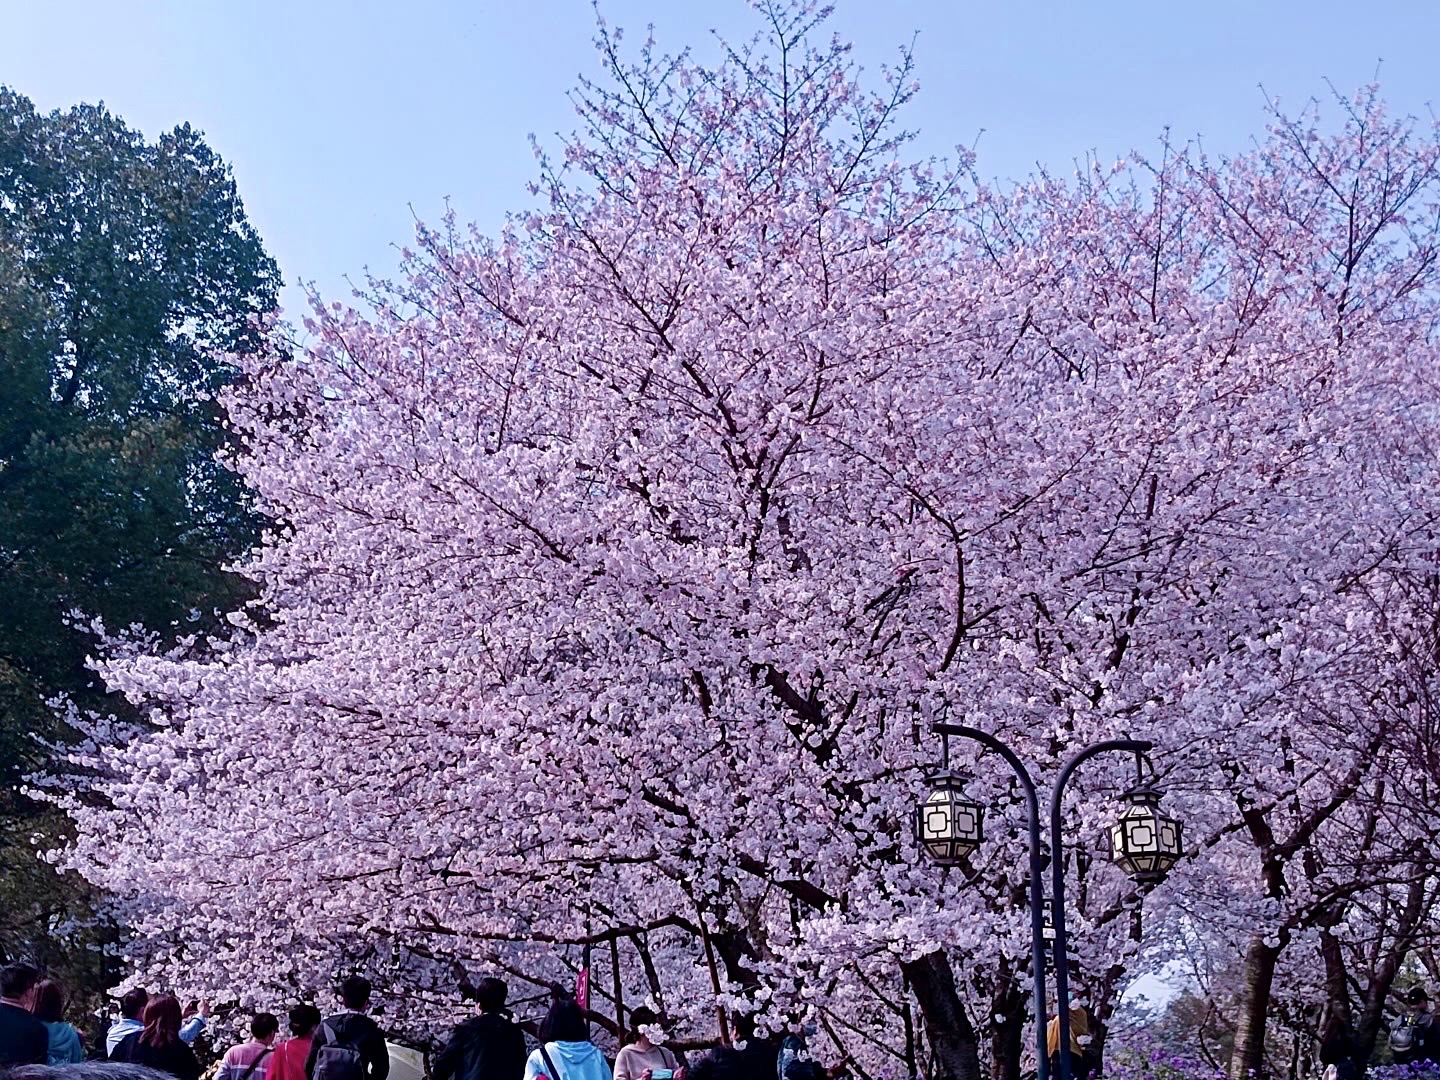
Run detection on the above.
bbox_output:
[1,85,278,980]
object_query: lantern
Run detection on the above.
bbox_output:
[916,771,985,865]
[1108,783,1183,883]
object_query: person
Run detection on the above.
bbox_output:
[776,1031,821,1080]
[271,1004,323,1080]
[179,1001,210,1047]
[1391,986,1440,1066]
[0,1062,194,1080]
[432,977,526,1080]
[111,993,202,1080]
[107,990,150,1057]
[1046,996,1092,1080]
[305,976,388,1080]
[612,1007,683,1080]
[29,980,84,1066]
[687,1048,749,1080]
[217,1013,282,1080]
[1318,1020,1360,1080]
[521,993,610,1080]
[107,990,206,1057]
[0,962,48,1066]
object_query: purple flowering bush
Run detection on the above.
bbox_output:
[1102,1046,1226,1080]
[1100,1055,1440,1079]
[1370,1065,1440,1080]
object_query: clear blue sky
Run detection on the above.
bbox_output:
[4,1,1438,319]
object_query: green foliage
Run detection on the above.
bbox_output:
[0,85,279,994]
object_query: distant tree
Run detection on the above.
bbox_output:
[0,85,278,982]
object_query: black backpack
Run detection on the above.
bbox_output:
[313,1022,366,1080]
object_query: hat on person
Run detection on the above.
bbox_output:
[1406,986,1431,1005]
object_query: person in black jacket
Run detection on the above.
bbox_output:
[112,994,201,1080]
[305,977,388,1080]
[0,963,48,1067]
[432,979,526,1080]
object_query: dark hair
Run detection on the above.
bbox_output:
[0,962,39,1000]
[252,1013,280,1040]
[120,989,149,1020]
[30,980,66,1023]
[2,1063,187,1080]
[474,978,507,1014]
[289,1003,322,1037]
[688,1047,751,1080]
[626,1006,660,1046]
[340,976,372,1011]
[140,994,182,1048]
[538,994,589,1043]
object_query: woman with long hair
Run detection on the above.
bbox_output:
[522,992,611,1080]
[613,1007,683,1080]
[30,979,85,1065]
[112,993,201,1080]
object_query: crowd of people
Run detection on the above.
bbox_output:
[0,963,807,1080]
[6,957,1435,1080]
[0,965,745,1080]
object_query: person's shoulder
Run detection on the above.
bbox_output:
[115,1030,142,1054]
[3,1003,46,1028]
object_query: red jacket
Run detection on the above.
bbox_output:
[271,1035,315,1080]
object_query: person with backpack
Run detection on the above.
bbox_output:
[271,1004,323,1080]
[612,1007,683,1080]
[432,977,526,1080]
[304,976,389,1080]
[1391,986,1440,1066]
[521,992,610,1080]
[217,1013,281,1080]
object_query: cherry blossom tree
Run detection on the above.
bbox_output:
[42,6,1440,1080]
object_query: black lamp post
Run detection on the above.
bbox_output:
[915,726,1183,1080]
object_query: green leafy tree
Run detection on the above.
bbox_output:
[0,86,278,991]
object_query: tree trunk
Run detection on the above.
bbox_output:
[902,950,984,1080]
[1355,873,1431,1062]
[1230,934,1282,1080]
[988,957,1025,1080]
[1088,961,1131,1078]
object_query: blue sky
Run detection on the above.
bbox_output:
[4,1,1439,318]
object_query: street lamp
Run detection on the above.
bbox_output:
[1108,780,1184,884]
[915,740,985,864]
[915,725,1184,1080]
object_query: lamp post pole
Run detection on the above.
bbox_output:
[930,725,1153,1080]
[935,724,1052,1080]
[1047,739,1151,1080]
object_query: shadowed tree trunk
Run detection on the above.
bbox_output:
[903,949,984,1080]
[1230,933,1283,1080]
[989,956,1026,1080]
